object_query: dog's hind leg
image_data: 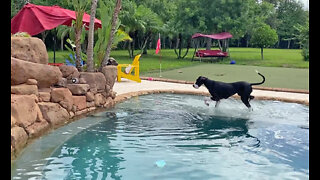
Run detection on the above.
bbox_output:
[249,95,254,102]
[241,96,252,109]
[215,100,221,108]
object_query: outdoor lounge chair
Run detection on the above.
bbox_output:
[195,49,228,58]
[194,49,228,62]
[117,54,142,83]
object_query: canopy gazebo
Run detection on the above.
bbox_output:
[191,32,232,62]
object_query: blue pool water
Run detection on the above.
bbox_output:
[11,94,309,179]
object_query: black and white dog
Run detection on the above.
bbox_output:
[193,70,265,109]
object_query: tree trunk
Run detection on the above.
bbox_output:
[74,8,85,72]
[86,0,98,72]
[75,27,83,72]
[181,38,191,59]
[206,38,211,50]
[140,32,151,55]
[128,31,135,58]
[174,37,179,58]
[287,39,291,49]
[178,33,182,59]
[218,40,222,50]
[60,36,64,50]
[101,0,121,68]
[128,41,132,58]
[41,31,48,43]
[261,47,264,60]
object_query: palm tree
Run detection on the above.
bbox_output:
[101,0,122,68]
[70,0,89,72]
[120,1,145,58]
[120,3,162,57]
[56,25,73,50]
[86,0,98,72]
[93,0,131,70]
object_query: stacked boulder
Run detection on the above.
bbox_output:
[11,37,118,158]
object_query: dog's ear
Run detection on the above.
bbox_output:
[200,76,207,80]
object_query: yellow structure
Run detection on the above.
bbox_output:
[117,54,142,83]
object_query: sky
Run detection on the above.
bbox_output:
[298,0,309,10]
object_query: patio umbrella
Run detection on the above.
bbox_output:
[11,3,102,36]
[11,3,102,64]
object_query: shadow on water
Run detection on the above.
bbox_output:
[182,113,261,149]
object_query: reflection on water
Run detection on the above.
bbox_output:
[43,115,124,180]
[12,94,309,180]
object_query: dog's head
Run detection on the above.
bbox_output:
[193,76,207,89]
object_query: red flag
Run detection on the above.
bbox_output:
[155,37,161,54]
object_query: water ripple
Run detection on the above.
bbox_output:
[12,94,309,180]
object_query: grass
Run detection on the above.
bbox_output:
[48,47,309,72]
[48,47,309,90]
[143,64,309,90]
[224,48,309,68]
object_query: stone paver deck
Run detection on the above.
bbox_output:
[113,79,309,105]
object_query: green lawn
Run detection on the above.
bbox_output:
[48,47,309,71]
[143,64,309,90]
[224,48,309,68]
[48,48,309,90]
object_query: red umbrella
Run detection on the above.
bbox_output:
[11,3,102,36]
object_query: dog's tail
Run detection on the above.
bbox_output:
[250,70,265,86]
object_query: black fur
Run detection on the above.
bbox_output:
[193,72,265,108]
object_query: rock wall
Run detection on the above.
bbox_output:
[11,37,118,159]
[11,37,49,64]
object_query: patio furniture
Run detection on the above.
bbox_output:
[117,54,142,83]
[191,32,232,62]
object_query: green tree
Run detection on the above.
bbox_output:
[251,23,278,60]
[241,0,277,47]
[68,0,90,72]
[101,0,122,67]
[276,0,308,48]
[135,5,163,55]
[172,0,203,59]
[120,1,162,57]
[120,0,142,57]
[93,0,131,69]
[293,18,309,61]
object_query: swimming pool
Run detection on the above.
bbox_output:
[11,94,309,179]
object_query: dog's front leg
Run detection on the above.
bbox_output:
[204,97,212,106]
[211,96,221,108]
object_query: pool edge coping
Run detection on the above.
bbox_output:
[140,77,309,94]
[114,89,309,106]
